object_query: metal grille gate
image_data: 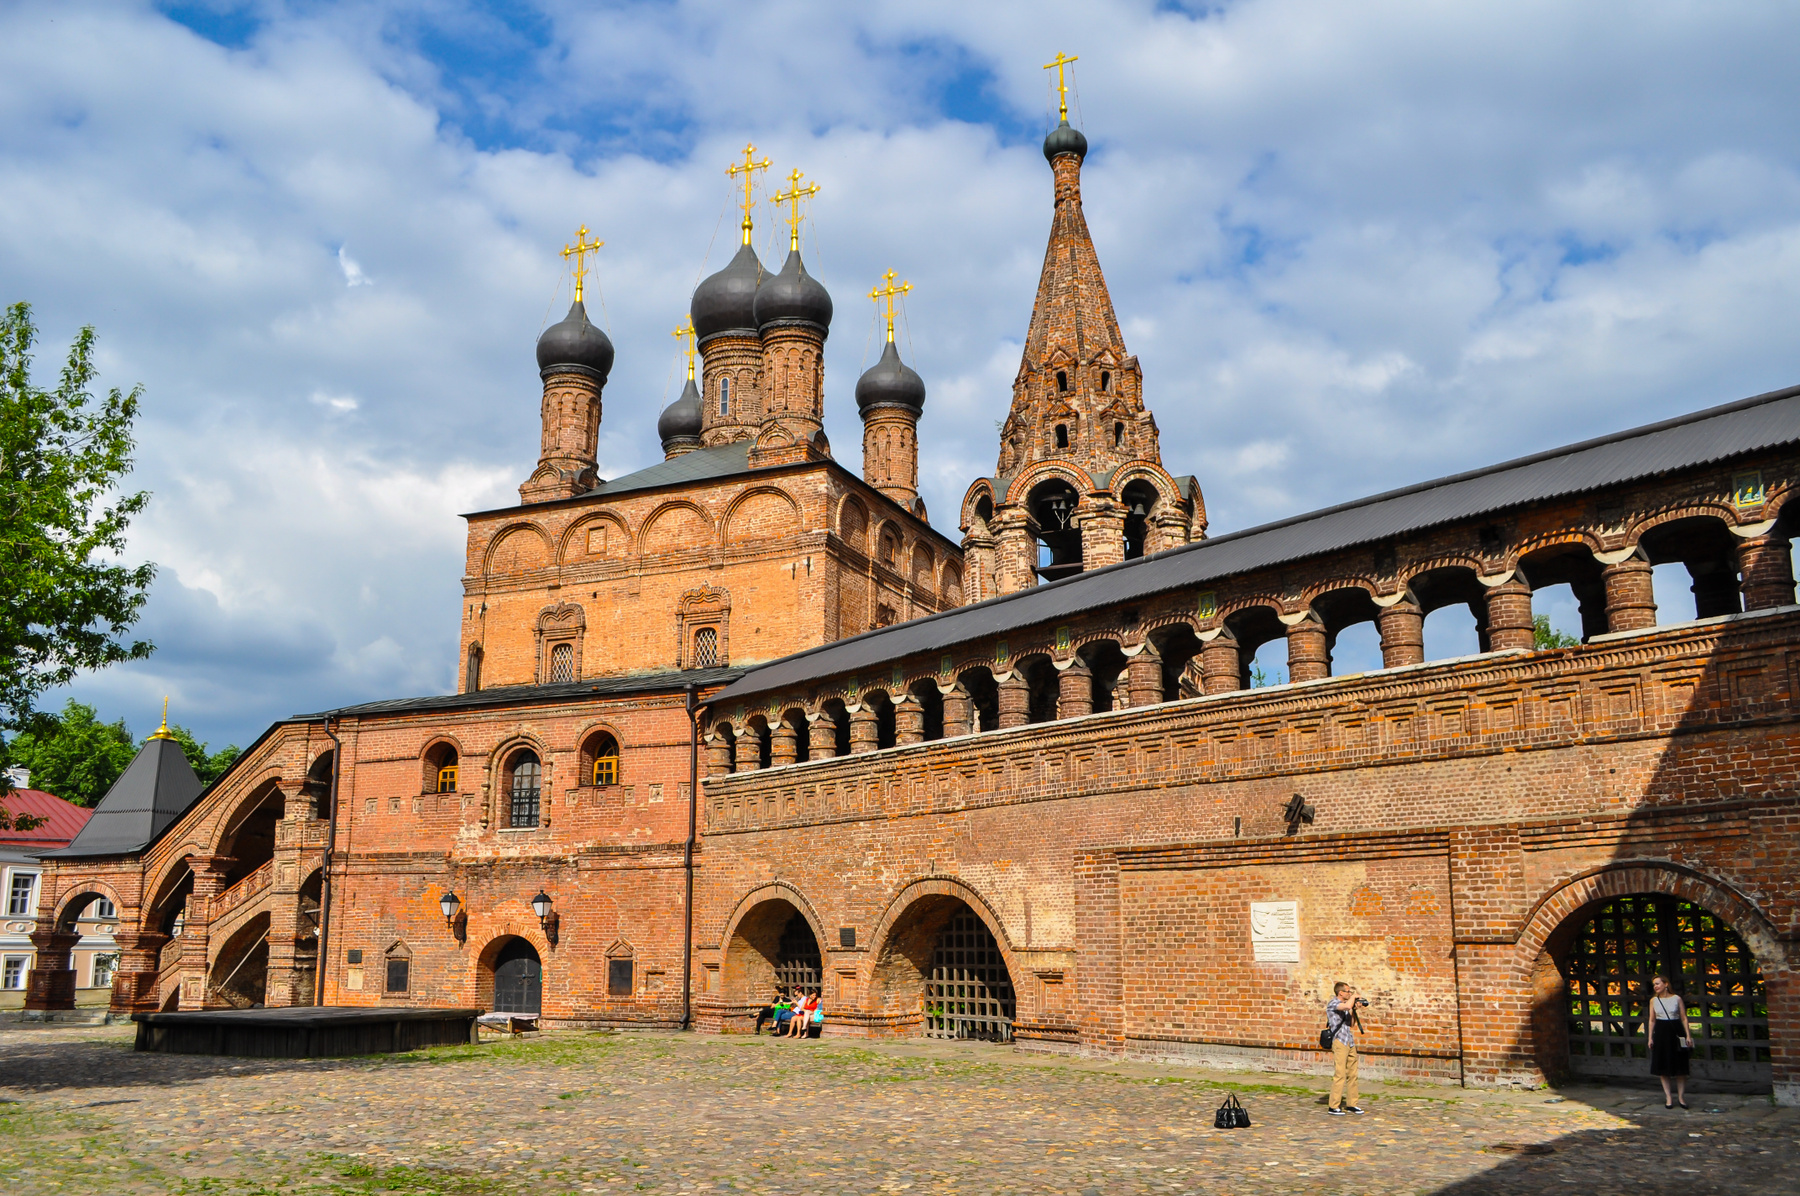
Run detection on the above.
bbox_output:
[1567,895,1770,1084]
[774,914,821,996]
[924,909,1014,1042]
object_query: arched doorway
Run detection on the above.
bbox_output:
[721,895,823,1008]
[1563,894,1770,1086]
[209,913,270,1008]
[491,938,542,1014]
[872,890,1016,1043]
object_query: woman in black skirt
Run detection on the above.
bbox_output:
[1647,974,1692,1109]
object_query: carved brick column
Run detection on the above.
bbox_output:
[849,706,880,754]
[1150,510,1190,555]
[265,803,326,1008]
[1737,534,1796,610]
[1125,646,1162,708]
[706,736,733,776]
[1601,554,1657,632]
[997,673,1030,729]
[1079,498,1127,573]
[1484,578,1535,651]
[1687,561,1743,618]
[1286,613,1329,683]
[1058,662,1093,718]
[1201,634,1240,693]
[180,855,236,1010]
[941,684,974,737]
[731,728,753,773]
[108,928,171,1015]
[960,529,997,606]
[807,714,839,761]
[770,720,798,767]
[22,925,80,1011]
[1377,598,1425,667]
[894,700,925,746]
[993,511,1038,596]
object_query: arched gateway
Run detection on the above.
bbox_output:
[489,938,542,1014]
[871,885,1017,1043]
[1561,894,1770,1085]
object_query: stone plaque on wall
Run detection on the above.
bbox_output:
[1250,900,1300,963]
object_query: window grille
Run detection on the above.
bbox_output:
[774,913,822,996]
[8,873,36,916]
[436,764,458,793]
[509,755,541,828]
[1566,895,1770,1083]
[591,737,619,786]
[692,627,719,668]
[549,642,575,683]
[923,909,1014,1042]
[1,957,25,990]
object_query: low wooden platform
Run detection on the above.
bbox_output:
[132,1006,481,1058]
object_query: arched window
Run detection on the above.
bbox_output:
[1100,370,1110,392]
[1113,421,1125,447]
[1055,369,1069,392]
[719,377,731,417]
[549,642,575,683]
[589,733,620,786]
[508,751,541,828]
[424,742,458,795]
[385,942,412,994]
[1054,424,1069,449]
[693,627,719,668]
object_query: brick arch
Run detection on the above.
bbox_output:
[639,500,718,556]
[1511,527,1607,565]
[1514,861,1783,978]
[959,478,997,531]
[52,880,127,931]
[1107,461,1183,506]
[865,878,1023,1025]
[1002,461,1097,507]
[1397,556,1491,594]
[1622,502,1744,544]
[483,521,552,577]
[141,851,201,932]
[723,486,802,544]
[836,493,870,553]
[716,882,830,1008]
[559,510,633,562]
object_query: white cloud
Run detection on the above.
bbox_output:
[3,0,1798,744]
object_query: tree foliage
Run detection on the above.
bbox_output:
[0,698,241,807]
[0,302,156,735]
[1533,613,1581,650]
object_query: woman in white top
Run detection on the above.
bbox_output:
[1646,974,1691,1109]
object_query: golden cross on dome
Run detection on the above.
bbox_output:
[868,269,912,343]
[770,168,821,252]
[671,315,696,380]
[561,225,603,302]
[726,143,772,245]
[148,696,175,741]
[1043,51,1079,121]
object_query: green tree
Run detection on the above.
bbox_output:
[1,302,154,825]
[1,699,135,807]
[1533,613,1581,650]
[165,723,241,789]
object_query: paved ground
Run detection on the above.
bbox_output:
[0,1022,1793,1195]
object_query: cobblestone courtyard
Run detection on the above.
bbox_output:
[1,1022,1793,1196]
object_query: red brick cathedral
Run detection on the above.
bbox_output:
[24,111,1800,1104]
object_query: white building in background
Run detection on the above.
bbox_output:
[1,772,119,1010]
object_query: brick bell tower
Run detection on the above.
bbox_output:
[959,57,1203,599]
[751,168,832,459]
[857,271,926,514]
[521,226,614,503]
[693,145,772,448]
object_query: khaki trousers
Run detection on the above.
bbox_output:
[1329,1038,1359,1109]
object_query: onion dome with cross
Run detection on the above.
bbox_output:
[754,167,832,334]
[536,226,614,378]
[691,143,773,343]
[856,270,924,414]
[658,316,703,456]
[1041,53,1088,163]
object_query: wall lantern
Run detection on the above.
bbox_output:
[531,890,560,948]
[439,890,467,944]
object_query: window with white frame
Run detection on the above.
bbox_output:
[94,898,116,919]
[2,956,27,989]
[7,872,37,916]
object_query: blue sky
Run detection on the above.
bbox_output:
[4,0,1800,748]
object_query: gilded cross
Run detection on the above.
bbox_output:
[868,269,912,343]
[726,143,772,245]
[770,168,821,252]
[671,315,696,380]
[1043,51,1079,121]
[561,225,603,302]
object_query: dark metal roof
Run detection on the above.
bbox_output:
[42,737,204,859]
[586,441,753,500]
[294,667,744,721]
[714,383,1800,705]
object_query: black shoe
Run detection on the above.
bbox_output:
[1665,1101,1674,1109]
[1344,1106,1365,1114]
[1678,1100,1689,1110]
[1327,1106,1346,1116]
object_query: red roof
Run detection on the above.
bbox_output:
[0,789,93,848]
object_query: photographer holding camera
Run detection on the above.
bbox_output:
[1325,981,1367,1115]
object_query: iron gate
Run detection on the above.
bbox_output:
[924,909,1014,1042]
[774,913,821,996]
[493,939,543,1014]
[1566,895,1770,1084]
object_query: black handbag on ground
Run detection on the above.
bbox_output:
[1213,1093,1251,1129]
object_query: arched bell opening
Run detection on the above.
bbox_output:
[483,936,543,1015]
[1312,586,1382,677]
[1640,515,1743,621]
[1520,545,1609,643]
[1121,479,1160,561]
[1027,478,1083,582]
[957,668,1000,732]
[721,896,824,1011]
[870,892,1016,1043]
[1542,893,1771,1091]
[207,911,270,1009]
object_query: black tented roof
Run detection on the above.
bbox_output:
[41,736,204,859]
[713,383,1800,705]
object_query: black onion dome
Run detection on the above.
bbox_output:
[1042,118,1088,163]
[535,299,614,379]
[753,248,833,333]
[658,376,703,450]
[855,340,925,415]
[691,242,766,342]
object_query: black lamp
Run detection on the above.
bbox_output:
[439,890,461,925]
[531,890,560,947]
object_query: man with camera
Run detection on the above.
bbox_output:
[1326,981,1367,1115]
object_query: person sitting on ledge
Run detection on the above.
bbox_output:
[754,986,790,1035]
[782,991,817,1038]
